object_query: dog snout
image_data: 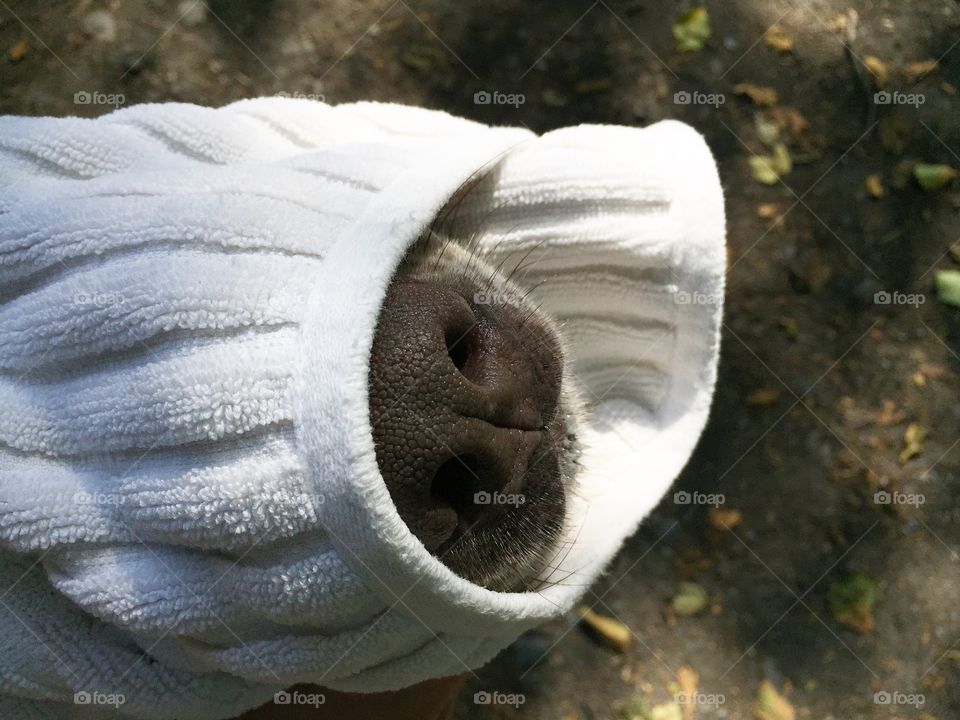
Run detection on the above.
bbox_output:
[369,279,558,552]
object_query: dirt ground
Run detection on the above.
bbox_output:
[2,1,960,718]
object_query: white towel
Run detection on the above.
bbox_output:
[0,99,725,719]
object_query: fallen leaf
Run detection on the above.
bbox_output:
[918,361,949,380]
[863,56,890,85]
[749,144,792,185]
[735,82,779,106]
[651,702,683,720]
[900,423,926,463]
[673,8,711,52]
[829,572,878,633]
[943,81,957,96]
[757,203,779,220]
[874,400,905,427]
[765,24,794,52]
[865,174,885,198]
[754,680,796,720]
[771,143,792,173]
[904,59,938,83]
[708,507,743,530]
[578,606,631,653]
[746,388,781,406]
[827,8,857,36]
[676,666,698,720]
[912,371,926,388]
[755,112,780,146]
[749,156,780,185]
[7,39,28,62]
[936,269,960,307]
[671,582,709,616]
[768,106,809,136]
[948,244,960,264]
[914,163,957,191]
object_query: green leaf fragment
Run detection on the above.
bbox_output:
[671,581,709,616]
[914,163,957,191]
[935,269,960,307]
[828,572,877,633]
[673,8,711,52]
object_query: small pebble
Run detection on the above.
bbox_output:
[178,0,207,28]
[83,10,117,42]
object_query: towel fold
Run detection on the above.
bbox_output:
[0,99,725,719]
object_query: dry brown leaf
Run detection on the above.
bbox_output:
[578,606,631,653]
[863,56,890,85]
[746,388,781,406]
[676,666,699,720]
[899,423,925,463]
[765,24,794,52]
[708,507,743,530]
[754,680,796,720]
[768,106,809,136]
[827,8,857,35]
[904,59,938,83]
[7,39,28,62]
[918,362,949,380]
[735,82,779,106]
[865,174,885,198]
[757,203,779,220]
[874,400,905,427]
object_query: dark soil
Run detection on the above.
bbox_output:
[2,1,959,718]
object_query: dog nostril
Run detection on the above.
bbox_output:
[431,453,498,527]
[445,325,480,380]
[432,454,480,524]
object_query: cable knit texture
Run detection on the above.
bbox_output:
[0,99,725,719]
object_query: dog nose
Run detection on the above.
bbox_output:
[369,279,558,551]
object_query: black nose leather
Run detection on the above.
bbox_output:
[369,279,560,551]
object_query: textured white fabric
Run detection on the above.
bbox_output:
[0,99,725,719]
